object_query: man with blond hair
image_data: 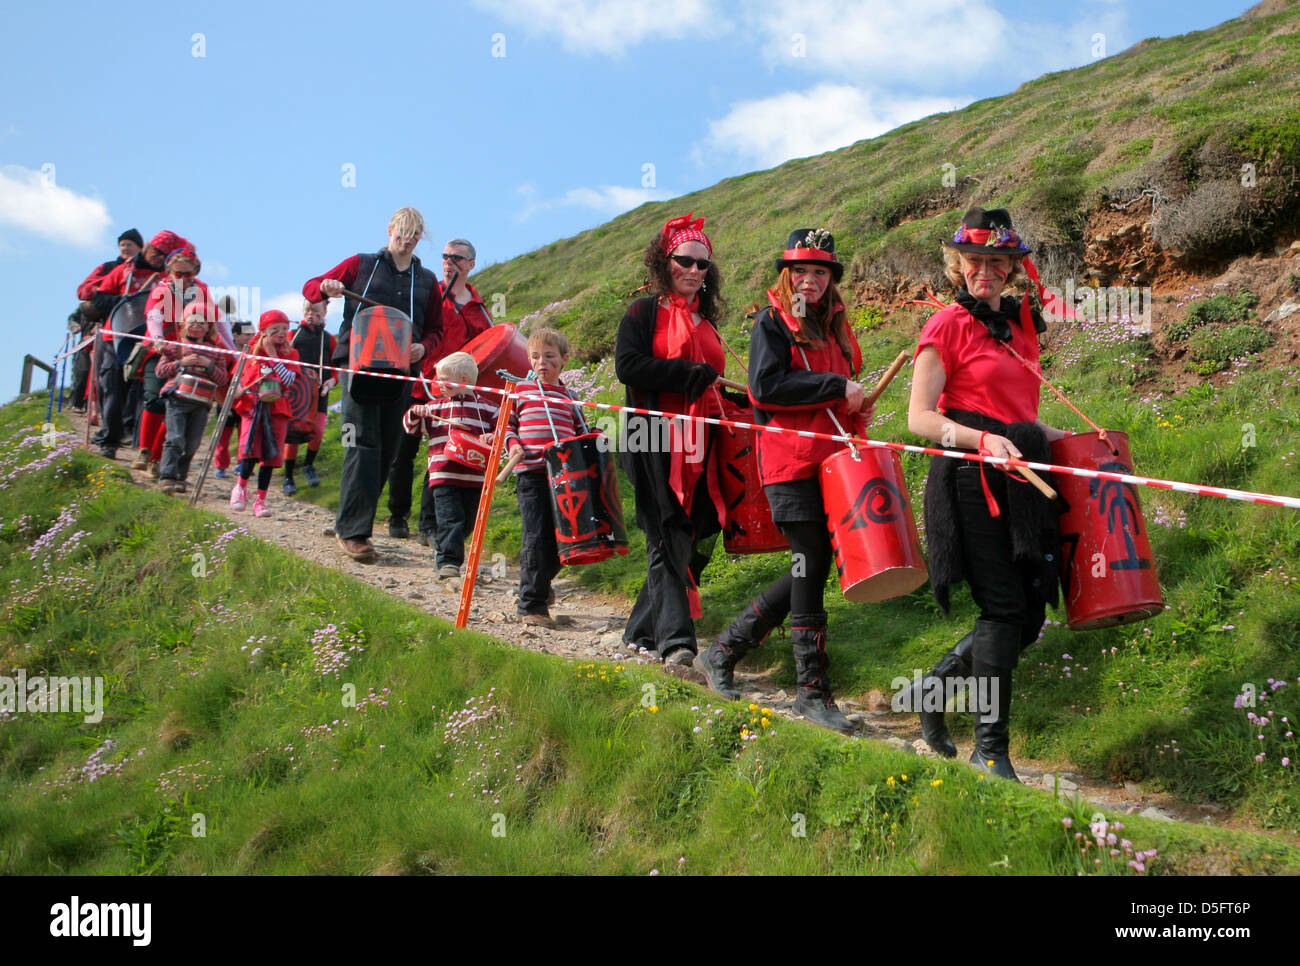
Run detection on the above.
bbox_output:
[304,207,445,562]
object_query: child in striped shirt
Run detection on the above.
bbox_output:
[402,352,498,578]
[505,328,586,629]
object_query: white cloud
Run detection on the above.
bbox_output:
[747,0,1131,84]
[516,182,676,221]
[471,0,719,56]
[695,84,965,169]
[259,291,342,329]
[747,0,1008,82]
[0,164,110,248]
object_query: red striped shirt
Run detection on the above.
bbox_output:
[505,382,586,474]
[403,392,498,487]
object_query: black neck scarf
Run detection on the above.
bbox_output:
[956,287,1046,342]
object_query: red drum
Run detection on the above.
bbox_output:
[464,324,528,389]
[350,305,412,404]
[1051,430,1163,630]
[174,373,217,406]
[820,446,928,603]
[284,369,320,444]
[717,412,788,555]
[444,428,491,471]
[543,433,629,565]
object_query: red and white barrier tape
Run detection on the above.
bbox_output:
[82,329,1300,510]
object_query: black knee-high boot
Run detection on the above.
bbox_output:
[906,632,974,757]
[696,586,786,700]
[969,619,1022,781]
[791,613,852,734]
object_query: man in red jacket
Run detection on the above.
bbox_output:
[387,237,493,544]
[70,229,144,412]
[303,207,444,563]
[88,230,181,458]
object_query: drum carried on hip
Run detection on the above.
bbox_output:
[105,288,151,369]
[543,433,629,565]
[1051,430,1163,630]
[445,428,491,471]
[464,324,528,390]
[284,369,320,444]
[820,445,928,603]
[718,409,788,555]
[349,305,412,403]
[174,373,217,406]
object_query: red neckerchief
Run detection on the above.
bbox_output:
[659,292,714,510]
[655,293,725,618]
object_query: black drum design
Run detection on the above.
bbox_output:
[543,433,629,566]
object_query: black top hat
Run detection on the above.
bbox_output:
[941,207,1032,255]
[775,228,844,283]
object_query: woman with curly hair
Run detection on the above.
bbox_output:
[614,213,746,667]
[695,228,872,733]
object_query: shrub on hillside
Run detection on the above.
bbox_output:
[1167,291,1259,341]
[1185,324,1271,374]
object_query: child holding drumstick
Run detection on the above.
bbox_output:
[402,351,498,578]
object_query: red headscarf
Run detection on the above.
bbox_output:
[149,230,183,255]
[660,212,711,256]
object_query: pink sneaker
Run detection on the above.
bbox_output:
[230,481,247,511]
[253,495,271,518]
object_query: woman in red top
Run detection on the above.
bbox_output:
[231,311,301,517]
[905,207,1067,780]
[695,229,872,733]
[615,213,746,666]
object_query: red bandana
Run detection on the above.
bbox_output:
[661,212,712,256]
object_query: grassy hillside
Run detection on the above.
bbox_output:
[1,394,1298,875]
[472,1,1300,358]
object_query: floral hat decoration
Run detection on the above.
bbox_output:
[942,206,1032,255]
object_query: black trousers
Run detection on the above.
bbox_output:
[622,470,719,657]
[386,425,425,523]
[334,376,411,541]
[433,484,481,570]
[93,354,125,450]
[954,464,1045,647]
[516,470,559,615]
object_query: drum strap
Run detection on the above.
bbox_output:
[795,344,856,456]
[357,255,415,322]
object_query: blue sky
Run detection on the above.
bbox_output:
[0,0,1255,401]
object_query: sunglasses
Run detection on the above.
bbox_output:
[441,253,469,263]
[669,254,711,271]
[172,271,196,279]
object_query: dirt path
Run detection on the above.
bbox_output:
[66,410,1282,838]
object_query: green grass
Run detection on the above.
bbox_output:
[2,391,1299,874]
[469,5,1300,334]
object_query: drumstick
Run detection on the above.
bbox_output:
[338,288,382,308]
[412,406,483,435]
[864,350,910,407]
[1013,463,1058,501]
[495,449,525,484]
[716,376,747,393]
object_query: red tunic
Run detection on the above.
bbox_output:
[915,302,1041,424]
